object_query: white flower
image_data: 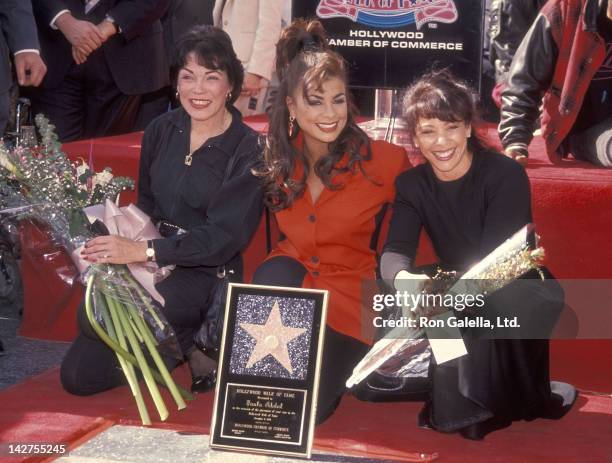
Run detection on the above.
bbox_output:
[93,168,113,188]
[76,160,89,178]
[75,161,90,191]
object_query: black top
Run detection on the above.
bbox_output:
[384,149,532,271]
[137,106,264,269]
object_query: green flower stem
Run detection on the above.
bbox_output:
[108,282,147,345]
[120,268,165,331]
[106,281,186,411]
[85,277,151,425]
[126,309,145,344]
[84,277,194,402]
[118,285,161,350]
[128,304,187,411]
[104,292,151,425]
[107,293,169,422]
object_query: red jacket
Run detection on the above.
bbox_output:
[499,0,606,162]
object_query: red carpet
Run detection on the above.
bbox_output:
[1,366,611,462]
[7,119,612,460]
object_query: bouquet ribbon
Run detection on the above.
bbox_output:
[71,199,168,305]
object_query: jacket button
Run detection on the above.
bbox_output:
[311,256,319,264]
[308,214,316,222]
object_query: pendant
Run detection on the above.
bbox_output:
[184,153,193,166]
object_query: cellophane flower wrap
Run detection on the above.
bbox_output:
[0,115,192,424]
[346,224,546,388]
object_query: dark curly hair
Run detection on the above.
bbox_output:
[257,19,372,211]
[174,25,243,108]
[402,69,489,153]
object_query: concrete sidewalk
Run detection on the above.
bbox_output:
[56,425,397,463]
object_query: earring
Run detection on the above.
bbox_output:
[175,90,179,99]
[226,92,232,101]
[288,116,296,137]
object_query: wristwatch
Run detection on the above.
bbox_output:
[145,240,155,262]
[105,14,120,33]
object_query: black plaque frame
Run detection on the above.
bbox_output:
[210,283,328,458]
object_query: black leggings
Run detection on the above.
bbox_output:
[60,268,217,396]
[253,256,370,424]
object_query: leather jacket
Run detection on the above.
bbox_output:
[488,0,546,84]
[498,0,607,162]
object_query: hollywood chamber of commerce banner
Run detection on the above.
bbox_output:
[292,0,485,90]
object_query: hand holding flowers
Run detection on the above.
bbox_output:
[82,235,148,264]
[0,115,192,425]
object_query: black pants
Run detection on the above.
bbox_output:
[253,256,370,424]
[60,268,217,396]
[28,49,165,142]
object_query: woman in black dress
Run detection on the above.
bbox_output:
[380,71,575,439]
[60,26,263,395]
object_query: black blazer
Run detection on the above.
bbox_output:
[31,0,170,94]
[0,0,40,93]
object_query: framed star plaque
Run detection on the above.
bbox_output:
[210,283,329,458]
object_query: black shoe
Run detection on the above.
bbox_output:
[459,416,512,441]
[191,369,217,393]
[545,381,577,419]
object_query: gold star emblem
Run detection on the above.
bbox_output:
[240,301,306,374]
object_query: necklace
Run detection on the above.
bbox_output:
[184,110,231,166]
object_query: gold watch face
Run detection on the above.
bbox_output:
[146,247,155,258]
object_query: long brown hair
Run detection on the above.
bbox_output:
[258,19,371,211]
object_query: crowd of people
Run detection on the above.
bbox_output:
[0,0,282,141]
[3,0,608,441]
[2,0,610,165]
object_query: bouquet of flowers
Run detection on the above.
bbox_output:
[346,224,546,388]
[0,115,192,424]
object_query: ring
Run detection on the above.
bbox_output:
[103,254,109,258]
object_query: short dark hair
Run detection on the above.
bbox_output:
[174,25,243,107]
[403,69,477,135]
[402,69,489,152]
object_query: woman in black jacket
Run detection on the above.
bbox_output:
[60,26,263,396]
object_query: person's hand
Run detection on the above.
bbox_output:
[56,12,105,55]
[241,73,267,97]
[14,52,47,86]
[97,19,118,41]
[394,270,430,293]
[71,46,88,65]
[82,235,148,264]
[394,270,430,316]
[504,149,528,167]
